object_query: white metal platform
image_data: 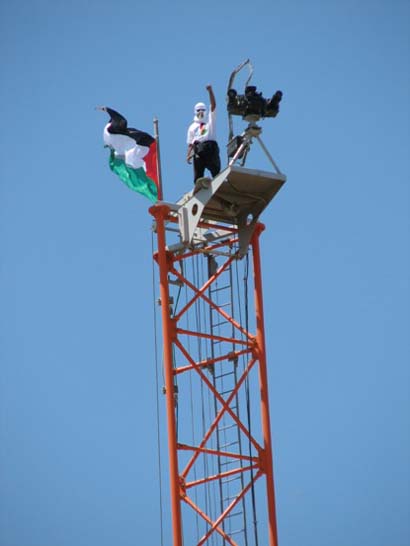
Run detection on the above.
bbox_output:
[176,165,286,256]
[200,165,285,224]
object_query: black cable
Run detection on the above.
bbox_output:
[173,260,183,315]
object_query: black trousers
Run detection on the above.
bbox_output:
[193,140,221,183]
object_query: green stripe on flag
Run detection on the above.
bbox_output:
[109,151,158,203]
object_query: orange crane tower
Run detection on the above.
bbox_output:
[150,60,285,546]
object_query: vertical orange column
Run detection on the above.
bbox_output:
[251,223,279,546]
[150,204,183,546]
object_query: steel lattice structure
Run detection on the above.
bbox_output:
[150,204,279,546]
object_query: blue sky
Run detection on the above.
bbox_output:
[1,1,409,545]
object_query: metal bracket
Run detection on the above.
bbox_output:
[177,166,232,246]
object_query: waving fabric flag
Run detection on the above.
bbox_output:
[97,106,159,202]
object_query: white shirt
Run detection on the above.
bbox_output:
[187,108,217,145]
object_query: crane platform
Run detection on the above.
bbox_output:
[174,164,286,256]
[195,164,285,223]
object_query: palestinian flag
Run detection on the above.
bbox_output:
[98,106,159,202]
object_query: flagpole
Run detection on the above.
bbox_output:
[153,118,163,201]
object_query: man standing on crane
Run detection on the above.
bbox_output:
[186,84,221,184]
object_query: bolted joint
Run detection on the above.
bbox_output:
[250,221,266,245]
[258,447,267,473]
[251,338,260,359]
[228,352,239,367]
[205,357,215,375]
[164,250,174,267]
[149,203,171,221]
[162,383,179,407]
[168,317,177,341]
[157,296,175,317]
[157,296,174,306]
[179,476,187,498]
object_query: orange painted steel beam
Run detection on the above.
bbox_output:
[150,204,183,546]
[176,327,252,347]
[185,463,260,489]
[172,267,253,340]
[196,470,264,546]
[251,224,279,546]
[183,495,238,546]
[157,211,240,235]
[174,348,252,375]
[172,237,240,263]
[178,443,258,463]
[172,255,235,321]
[175,341,262,478]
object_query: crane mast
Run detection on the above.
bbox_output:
[150,60,285,545]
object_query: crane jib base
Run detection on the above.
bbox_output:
[177,165,286,256]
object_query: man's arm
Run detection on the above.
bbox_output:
[186,143,194,163]
[186,125,194,163]
[207,84,216,112]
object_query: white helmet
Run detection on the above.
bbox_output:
[194,102,207,122]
